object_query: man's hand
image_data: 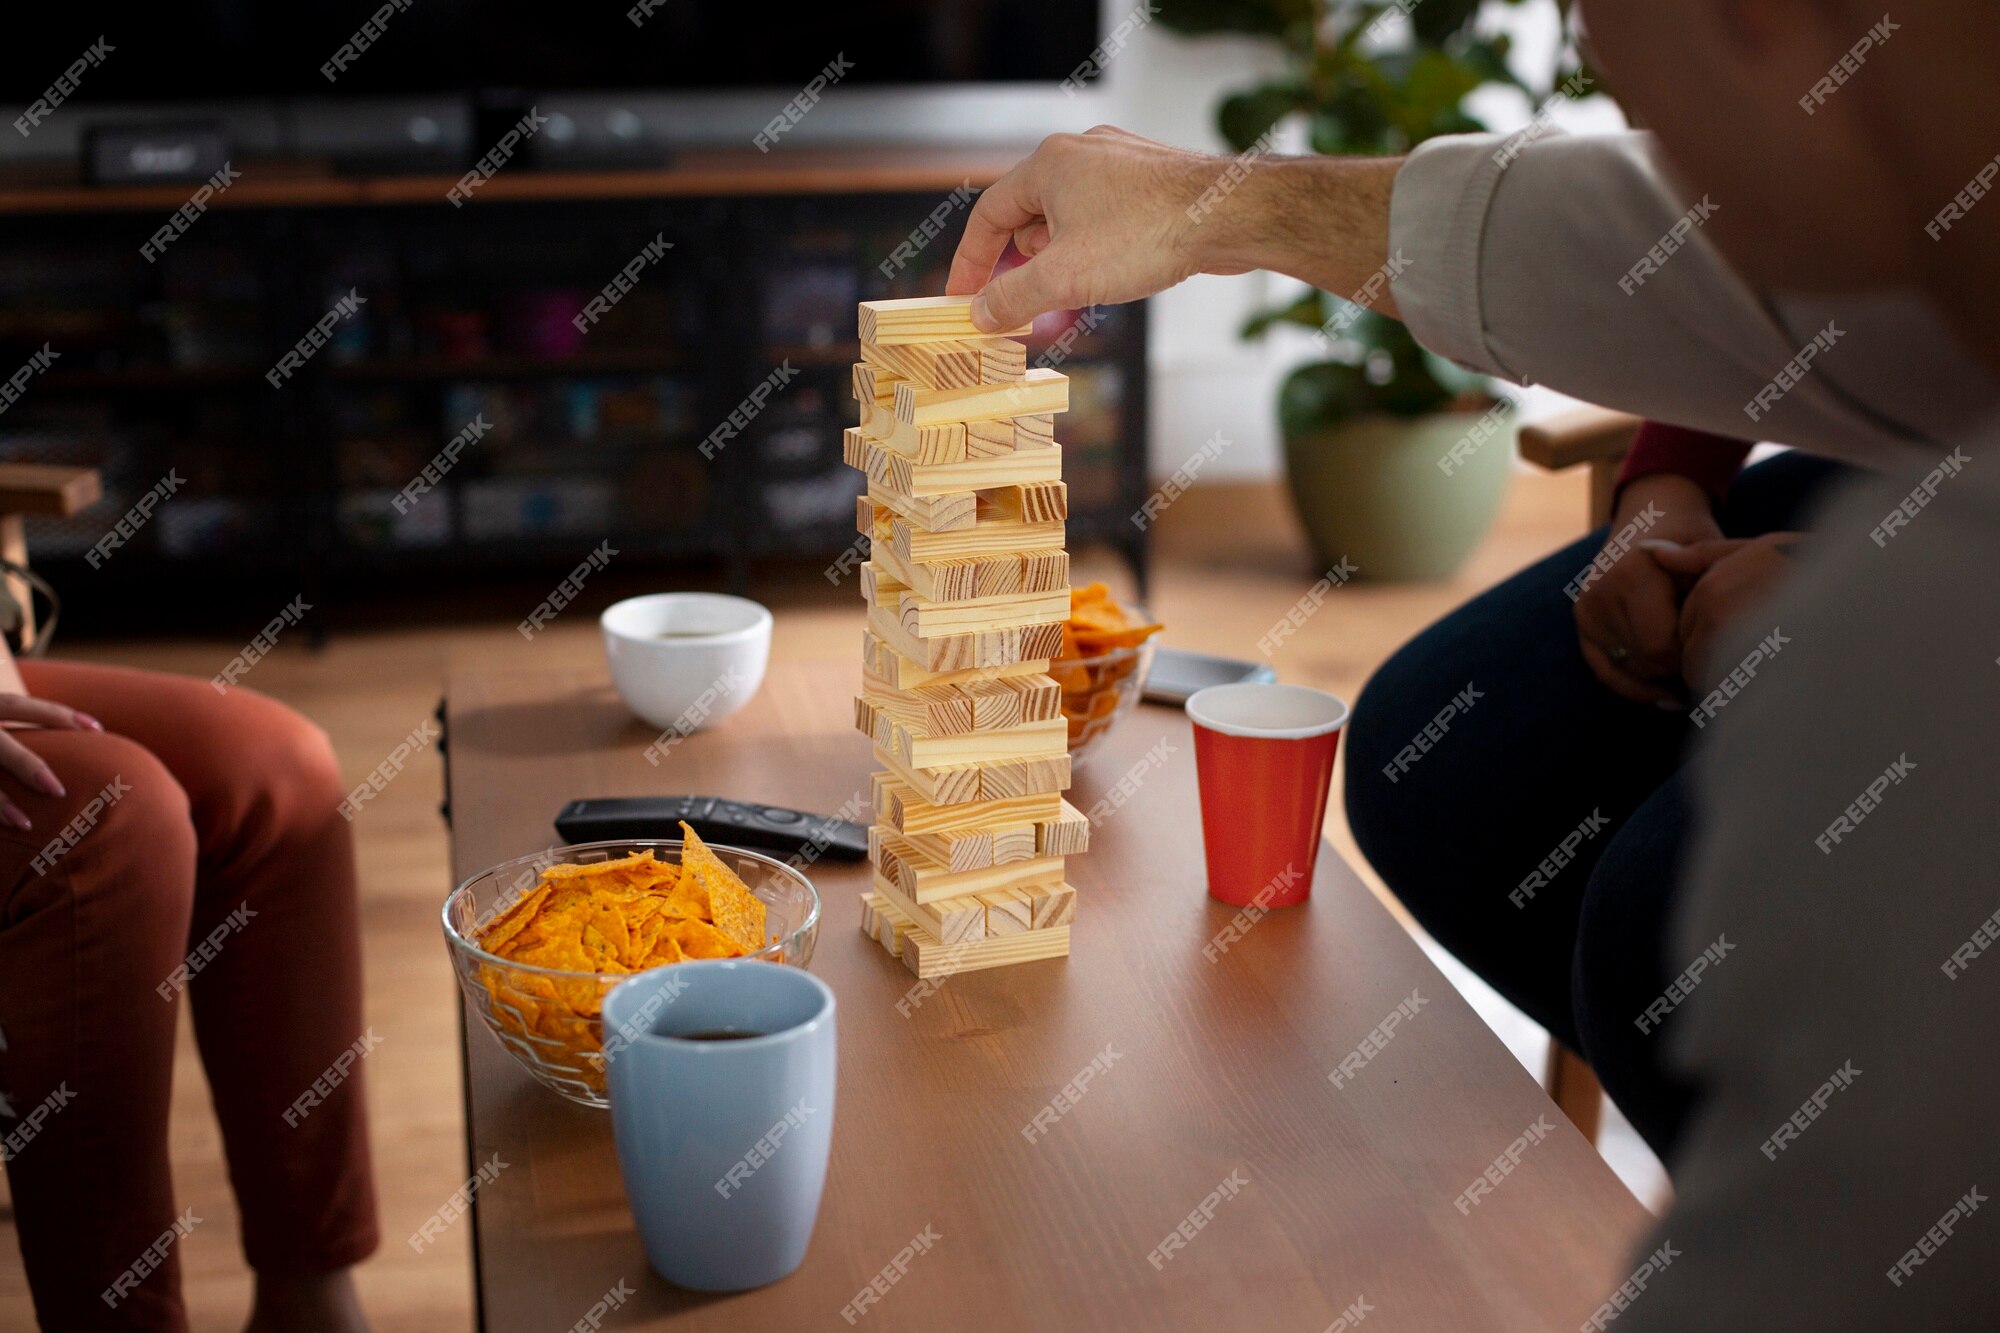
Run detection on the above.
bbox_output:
[947,126,1403,332]
[1573,473,1725,707]
[1651,533,1802,691]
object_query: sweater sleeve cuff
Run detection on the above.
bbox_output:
[1615,422,1755,504]
[1388,129,1549,379]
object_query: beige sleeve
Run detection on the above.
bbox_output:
[1386,128,1970,467]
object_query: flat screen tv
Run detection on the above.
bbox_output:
[2,2,1104,102]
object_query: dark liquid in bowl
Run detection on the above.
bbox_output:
[672,1029,765,1041]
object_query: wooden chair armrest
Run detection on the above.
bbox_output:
[0,463,102,517]
[1516,407,1644,473]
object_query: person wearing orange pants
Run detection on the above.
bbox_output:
[0,654,377,1331]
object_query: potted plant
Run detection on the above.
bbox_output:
[1156,0,1583,580]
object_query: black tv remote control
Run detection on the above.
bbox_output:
[554,796,870,862]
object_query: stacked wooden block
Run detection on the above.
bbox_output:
[845,296,1087,979]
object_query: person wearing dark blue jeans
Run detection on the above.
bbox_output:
[1342,449,1852,1159]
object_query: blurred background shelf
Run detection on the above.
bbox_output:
[0,155,1150,637]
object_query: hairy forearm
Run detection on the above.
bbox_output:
[1196,155,1405,317]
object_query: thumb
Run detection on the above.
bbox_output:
[971,249,1068,333]
[1645,537,1748,584]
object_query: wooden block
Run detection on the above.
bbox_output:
[1035,800,1092,857]
[860,695,1068,769]
[872,771,1063,836]
[1016,676,1063,724]
[1017,621,1064,661]
[893,514,1064,565]
[965,419,1017,459]
[873,828,1064,905]
[868,483,977,533]
[856,680,975,738]
[871,870,986,944]
[881,911,909,955]
[877,744,984,805]
[842,426,887,485]
[1013,413,1057,450]
[898,819,1039,872]
[867,599,1040,674]
[961,676,1025,730]
[971,749,1070,800]
[898,587,1070,640]
[887,435,1065,497]
[862,400,969,464]
[851,361,900,407]
[865,892,1070,979]
[968,553,1024,598]
[964,414,1055,456]
[1019,550,1070,594]
[952,675,1060,728]
[1027,882,1078,929]
[860,629,1048,692]
[861,337,1023,390]
[861,340,981,390]
[985,482,1069,524]
[875,742,1071,807]
[970,337,1028,383]
[859,295,1031,345]
[920,825,993,873]
[894,369,1069,427]
[981,887,1034,936]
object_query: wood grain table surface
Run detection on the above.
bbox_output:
[444,661,1651,1332]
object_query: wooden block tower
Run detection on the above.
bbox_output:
[845,295,1088,979]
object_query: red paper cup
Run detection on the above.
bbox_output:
[1186,683,1349,908]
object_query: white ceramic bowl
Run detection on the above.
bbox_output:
[600,593,771,735]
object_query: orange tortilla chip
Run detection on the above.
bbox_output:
[676,821,767,954]
[665,916,740,960]
[478,883,552,954]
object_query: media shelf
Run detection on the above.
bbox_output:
[0,150,1150,636]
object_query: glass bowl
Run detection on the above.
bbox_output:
[442,839,820,1107]
[1053,634,1157,763]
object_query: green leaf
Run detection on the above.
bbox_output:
[1411,0,1484,46]
[1278,360,1377,433]
[1240,288,1329,340]
[1217,84,1304,152]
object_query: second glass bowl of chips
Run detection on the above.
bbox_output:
[1054,586,1162,762]
[443,839,820,1107]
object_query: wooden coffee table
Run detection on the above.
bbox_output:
[444,661,1651,1331]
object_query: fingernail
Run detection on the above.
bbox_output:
[10,810,30,831]
[1636,540,1683,553]
[36,771,64,798]
[73,712,103,731]
[970,294,993,330]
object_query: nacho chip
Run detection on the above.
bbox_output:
[675,821,767,954]
[479,883,552,954]
[665,916,741,960]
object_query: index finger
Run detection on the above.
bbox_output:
[946,155,1046,298]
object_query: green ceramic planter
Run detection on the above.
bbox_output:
[1281,402,1514,583]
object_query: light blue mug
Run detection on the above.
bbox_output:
[602,959,837,1291]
